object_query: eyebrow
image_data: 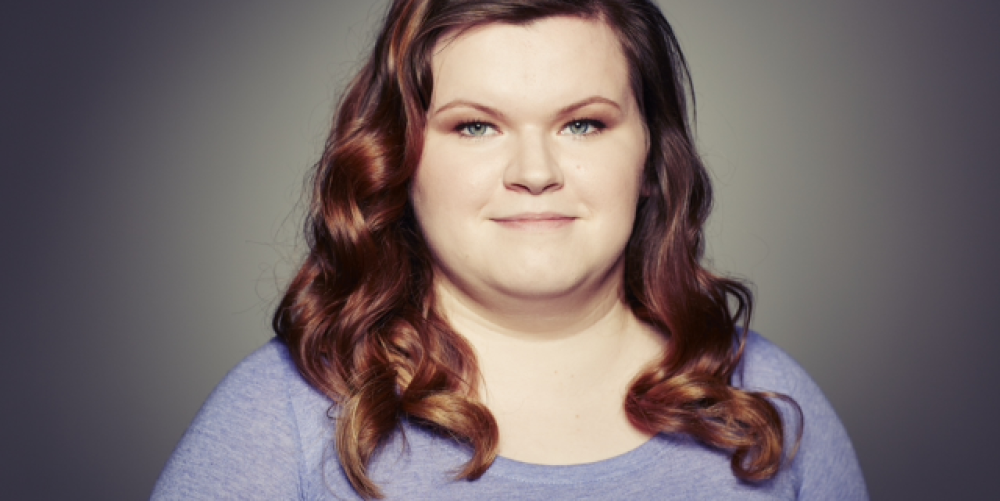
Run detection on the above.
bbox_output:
[430,100,506,121]
[556,96,622,116]
[429,95,622,120]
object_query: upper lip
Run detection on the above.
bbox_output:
[491,212,576,221]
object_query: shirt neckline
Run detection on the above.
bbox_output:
[482,433,673,484]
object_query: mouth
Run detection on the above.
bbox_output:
[490,213,576,230]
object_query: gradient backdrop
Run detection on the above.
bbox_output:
[3,1,998,499]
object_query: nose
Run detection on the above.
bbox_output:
[503,133,563,194]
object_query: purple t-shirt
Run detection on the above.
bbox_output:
[152,332,867,500]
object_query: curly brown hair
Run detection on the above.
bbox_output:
[273,0,800,498]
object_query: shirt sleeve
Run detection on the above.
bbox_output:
[151,341,304,500]
[741,332,869,501]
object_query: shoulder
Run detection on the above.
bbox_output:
[736,331,850,431]
[212,338,301,399]
[737,331,870,500]
[152,339,333,500]
[736,330,812,394]
[190,339,323,427]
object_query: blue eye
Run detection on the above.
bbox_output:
[457,122,497,137]
[563,119,605,136]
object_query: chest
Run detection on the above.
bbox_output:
[304,427,799,500]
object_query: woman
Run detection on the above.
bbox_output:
[154,0,867,499]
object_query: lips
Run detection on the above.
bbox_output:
[491,212,576,230]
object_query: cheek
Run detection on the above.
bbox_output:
[572,136,647,209]
[411,140,495,233]
[411,172,456,242]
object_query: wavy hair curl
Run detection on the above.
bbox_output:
[273,0,800,498]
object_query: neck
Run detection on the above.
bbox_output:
[431,259,632,339]
[433,270,668,465]
[433,271,666,402]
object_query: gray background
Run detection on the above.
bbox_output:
[3,1,998,499]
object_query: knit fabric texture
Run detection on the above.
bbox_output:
[152,332,867,500]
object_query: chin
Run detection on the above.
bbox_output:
[489,273,595,301]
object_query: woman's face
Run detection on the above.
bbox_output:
[412,16,648,305]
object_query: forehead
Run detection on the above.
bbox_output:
[429,16,633,111]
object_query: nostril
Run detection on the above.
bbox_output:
[503,142,564,194]
[507,175,563,195]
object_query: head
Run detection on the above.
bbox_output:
[276,2,769,498]
[412,14,651,324]
[310,0,710,328]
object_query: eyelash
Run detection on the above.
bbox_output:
[453,118,607,139]
[455,121,498,138]
[563,118,606,136]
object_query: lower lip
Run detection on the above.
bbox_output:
[493,217,575,230]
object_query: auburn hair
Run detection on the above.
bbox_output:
[273,0,800,498]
